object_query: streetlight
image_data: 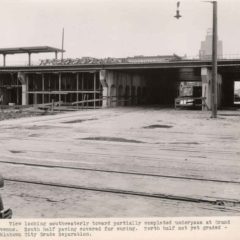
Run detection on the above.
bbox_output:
[175,1,218,118]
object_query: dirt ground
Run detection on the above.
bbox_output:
[0,108,55,121]
[0,107,240,218]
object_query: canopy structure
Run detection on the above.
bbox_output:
[0,46,65,66]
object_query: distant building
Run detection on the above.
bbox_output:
[199,29,223,60]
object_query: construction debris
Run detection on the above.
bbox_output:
[39,55,182,66]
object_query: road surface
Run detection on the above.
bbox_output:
[0,107,239,218]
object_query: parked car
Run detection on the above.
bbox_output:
[0,174,12,219]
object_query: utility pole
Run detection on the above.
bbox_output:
[61,28,64,60]
[175,1,218,118]
[211,1,218,118]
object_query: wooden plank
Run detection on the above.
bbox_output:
[72,98,103,105]
[27,90,101,94]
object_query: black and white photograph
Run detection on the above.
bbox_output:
[0,0,239,233]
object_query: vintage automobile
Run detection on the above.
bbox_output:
[0,174,12,219]
[175,83,204,109]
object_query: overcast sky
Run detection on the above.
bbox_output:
[1,0,240,62]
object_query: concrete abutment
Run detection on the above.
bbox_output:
[99,70,146,107]
[201,67,222,110]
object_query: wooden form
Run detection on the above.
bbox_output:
[72,96,138,106]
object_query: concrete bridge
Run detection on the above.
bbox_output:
[0,58,240,109]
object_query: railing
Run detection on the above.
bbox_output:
[2,54,240,67]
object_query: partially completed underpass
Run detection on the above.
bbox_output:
[1,48,240,218]
[0,48,240,110]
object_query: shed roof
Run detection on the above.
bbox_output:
[0,46,65,55]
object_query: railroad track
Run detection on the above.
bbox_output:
[1,160,240,208]
[4,177,231,206]
[1,159,240,184]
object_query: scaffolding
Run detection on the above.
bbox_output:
[27,72,102,110]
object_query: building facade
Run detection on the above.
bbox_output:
[199,29,223,60]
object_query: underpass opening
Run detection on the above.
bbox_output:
[110,67,240,110]
[221,69,240,109]
[144,69,179,107]
[109,67,202,108]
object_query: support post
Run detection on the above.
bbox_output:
[42,74,45,104]
[99,70,108,108]
[129,75,133,106]
[34,93,37,106]
[59,73,61,104]
[16,74,19,105]
[3,54,6,67]
[28,53,31,66]
[82,73,84,103]
[76,73,79,109]
[55,51,58,59]
[51,99,54,112]
[48,76,50,103]
[64,75,67,103]
[18,72,29,105]
[201,67,211,110]
[211,1,218,118]
[94,72,96,109]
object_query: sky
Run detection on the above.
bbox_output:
[1,0,240,63]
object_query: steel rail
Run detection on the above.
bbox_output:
[1,160,240,185]
[4,178,240,207]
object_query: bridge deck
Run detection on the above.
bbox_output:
[1,59,240,72]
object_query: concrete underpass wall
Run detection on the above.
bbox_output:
[100,70,146,107]
[100,69,182,107]
[201,67,222,110]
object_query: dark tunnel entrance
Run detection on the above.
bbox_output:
[221,69,240,109]
[144,69,179,106]
[121,67,202,108]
